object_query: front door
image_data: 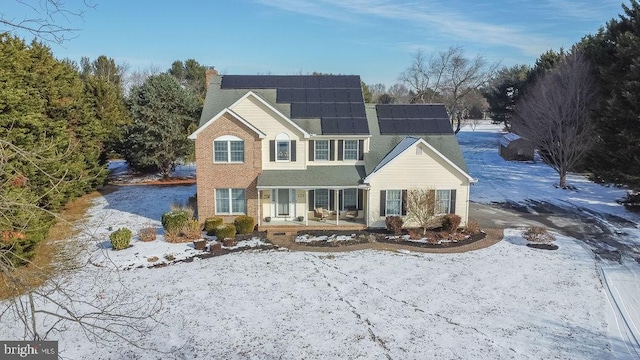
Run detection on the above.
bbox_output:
[277,189,290,217]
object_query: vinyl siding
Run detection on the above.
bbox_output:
[367,142,470,228]
[231,95,307,170]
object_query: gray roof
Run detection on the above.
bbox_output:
[257,166,366,188]
[363,105,469,176]
[372,137,420,173]
[199,76,290,128]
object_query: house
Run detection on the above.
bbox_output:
[499,133,534,161]
[189,70,475,228]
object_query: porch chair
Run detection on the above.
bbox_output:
[345,208,358,222]
[314,207,326,221]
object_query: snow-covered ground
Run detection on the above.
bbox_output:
[1,123,639,359]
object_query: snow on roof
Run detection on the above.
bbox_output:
[499,132,522,147]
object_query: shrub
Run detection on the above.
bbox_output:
[138,227,157,242]
[110,227,132,250]
[463,221,482,235]
[164,230,183,243]
[215,223,236,240]
[442,214,462,233]
[385,216,403,234]
[523,226,555,243]
[234,215,255,235]
[204,217,223,236]
[161,207,193,233]
[182,220,203,240]
[619,191,640,212]
[0,231,41,267]
[408,229,423,240]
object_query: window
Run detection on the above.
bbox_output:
[385,190,402,216]
[215,188,246,214]
[343,189,357,210]
[213,136,244,163]
[315,189,329,209]
[276,133,290,161]
[436,190,451,214]
[315,140,329,161]
[344,140,358,160]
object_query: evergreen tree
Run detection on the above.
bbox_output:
[124,74,200,178]
[168,59,207,102]
[482,64,530,128]
[582,0,640,187]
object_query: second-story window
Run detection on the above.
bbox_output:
[276,133,290,161]
[214,135,244,163]
[344,140,358,160]
[315,140,329,161]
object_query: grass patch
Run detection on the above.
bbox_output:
[0,190,99,300]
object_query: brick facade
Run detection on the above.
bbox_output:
[194,112,262,223]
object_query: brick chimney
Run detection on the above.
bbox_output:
[205,66,219,89]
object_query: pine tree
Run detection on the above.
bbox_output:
[582,0,640,187]
[124,74,200,178]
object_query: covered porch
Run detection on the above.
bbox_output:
[256,166,369,228]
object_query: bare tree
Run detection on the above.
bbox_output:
[387,83,410,103]
[0,139,164,353]
[400,46,498,133]
[0,0,94,44]
[513,51,597,188]
[404,189,437,235]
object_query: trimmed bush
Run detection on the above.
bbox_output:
[204,217,223,236]
[138,227,157,242]
[110,227,132,250]
[215,223,236,240]
[164,230,183,243]
[463,221,482,235]
[442,214,462,233]
[523,226,555,243]
[161,208,192,233]
[182,220,203,240]
[385,216,403,234]
[234,215,255,235]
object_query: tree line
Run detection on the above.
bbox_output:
[0,33,207,264]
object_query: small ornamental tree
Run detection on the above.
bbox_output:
[404,189,437,234]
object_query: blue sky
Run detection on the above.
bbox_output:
[5,0,625,86]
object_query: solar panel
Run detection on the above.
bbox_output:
[352,119,369,134]
[318,76,334,88]
[321,118,340,134]
[277,88,292,103]
[306,88,321,102]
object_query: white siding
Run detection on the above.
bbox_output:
[367,142,471,228]
[231,96,307,170]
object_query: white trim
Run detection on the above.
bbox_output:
[343,139,359,161]
[213,138,244,164]
[189,108,266,139]
[229,91,310,138]
[275,133,291,162]
[364,137,475,183]
[314,139,330,161]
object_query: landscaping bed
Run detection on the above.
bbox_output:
[295,228,486,248]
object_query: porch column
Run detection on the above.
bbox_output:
[257,189,261,226]
[335,189,339,226]
[305,189,309,226]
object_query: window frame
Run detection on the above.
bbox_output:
[435,189,451,215]
[343,140,359,161]
[314,189,329,209]
[215,188,246,215]
[314,140,329,161]
[213,136,244,163]
[385,190,402,216]
[342,189,358,210]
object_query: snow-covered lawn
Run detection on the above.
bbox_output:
[2,124,638,358]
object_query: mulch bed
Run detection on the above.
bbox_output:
[526,243,559,250]
[295,229,486,249]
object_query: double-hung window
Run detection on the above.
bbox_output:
[385,190,402,216]
[343,189,357,210]
[343,140,358,160]
[315,140,329,161]
[215,188,246,214]
[214,136,244,163]
[435,190,451,214]
[315,189,329,209]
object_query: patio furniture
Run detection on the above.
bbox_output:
[314,207,326,221]
[345,209,358,221]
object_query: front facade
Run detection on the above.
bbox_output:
[190,73,474,228]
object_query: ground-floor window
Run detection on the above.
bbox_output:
[315,189,329,209]
[436,189,451,214]
[215,188,246,214]
[342,188,357,210]
[385,190,402,216]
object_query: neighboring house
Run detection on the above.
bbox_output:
[189,71,475,228]
[499,133,534,161]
